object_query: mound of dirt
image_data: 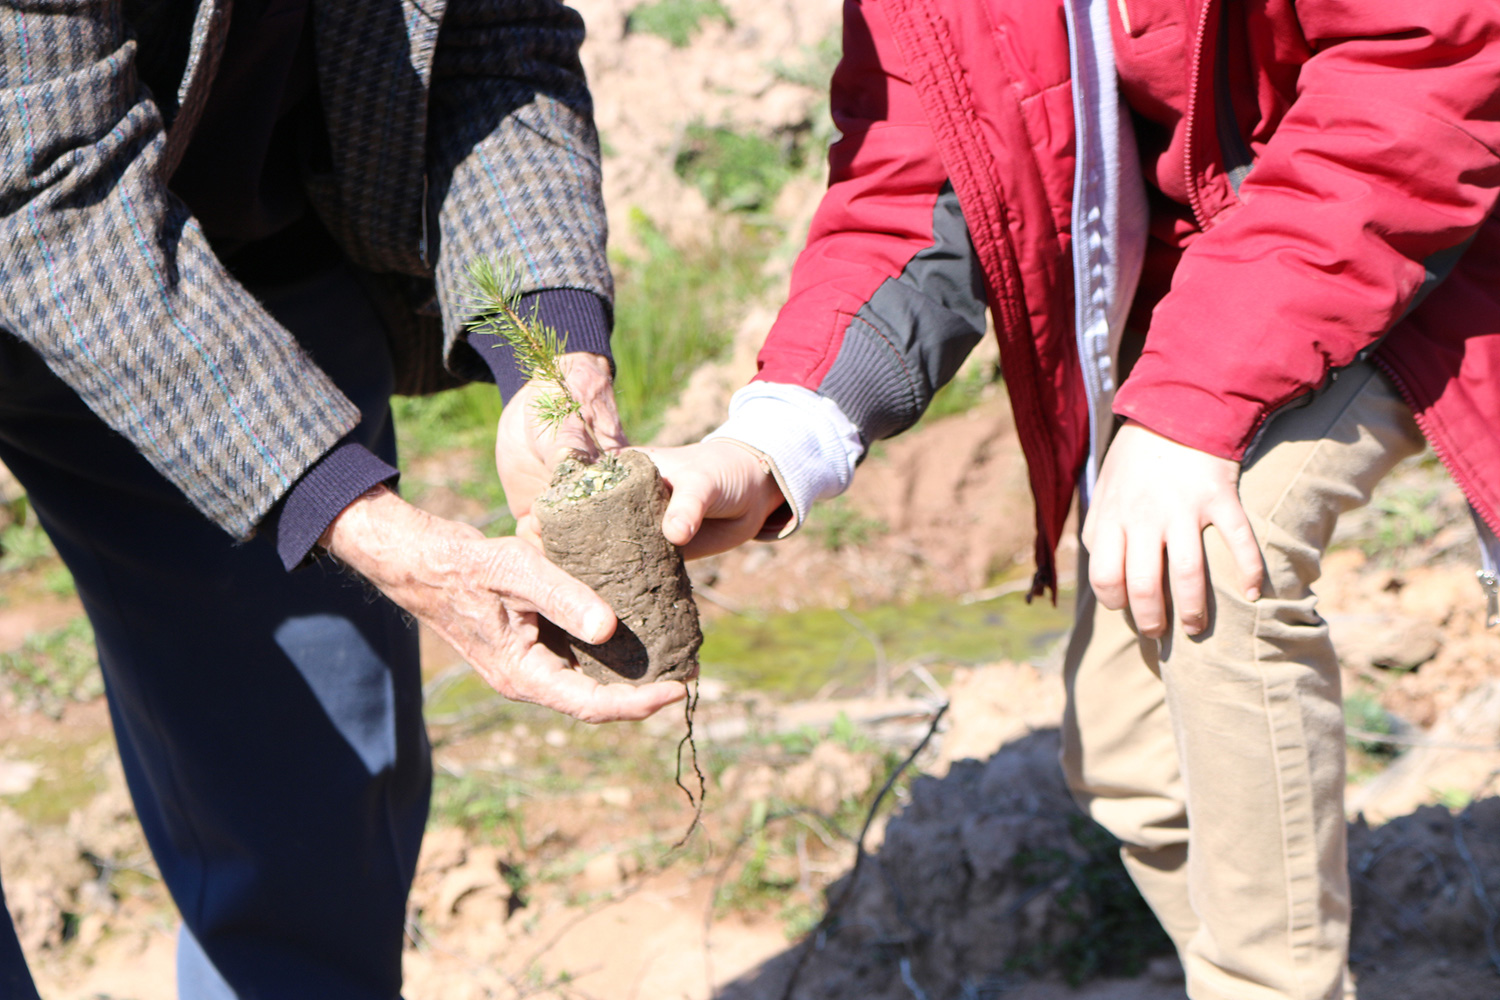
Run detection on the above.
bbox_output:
[1350,799,1500,996]
[720,729,1176,1000]
[718,726,1500,1000]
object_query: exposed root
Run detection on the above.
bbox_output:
[673,678,707,849]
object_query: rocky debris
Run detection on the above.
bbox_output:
[1327,612,1444,673]
[0,756,158,962]
[409,828,523,931]
[720,741,879,826]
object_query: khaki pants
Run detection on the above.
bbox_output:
[1061,362,1424,1000]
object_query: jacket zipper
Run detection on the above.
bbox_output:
[1182,0,1219,230]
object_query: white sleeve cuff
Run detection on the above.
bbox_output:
[704,382,865,537]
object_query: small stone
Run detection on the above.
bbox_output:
[580,851,626,891]
[599,786,633,808]
[0,760,39,797]
[543,728,568,748]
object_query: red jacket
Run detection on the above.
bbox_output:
[751,0,1500,595]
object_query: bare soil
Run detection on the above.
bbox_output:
[4,0,1500,995]
[7,402,1500,1000]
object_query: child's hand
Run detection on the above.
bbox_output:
[639,440,788,559]
[1081,420,1264,638]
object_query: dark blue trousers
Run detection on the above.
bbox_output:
[0,265,430,999]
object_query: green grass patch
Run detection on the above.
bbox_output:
[429,770,527,844]
[699,593,1073,697]
[675,124,803,214]
[0,514,56,574]
[4,734,110,827]
[804,498,888,553]
[1,617,100,719]
[1344,690,1400,761]
[392,382,505,462]
[625,0,730,47]
[611,211,772,440]
[1360,486,1442,561]
[916,355,1003,428]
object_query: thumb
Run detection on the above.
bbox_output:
[487,541,617,644]
[661,475,710,547]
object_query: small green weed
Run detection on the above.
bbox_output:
[805,498,887,552]
[625,0,730,47]
[917,355,1002,427]
[0,517,56,573]
[429,771,526,845]
[391,382,504,461]
[779,900,822,940]
[829,710,877,754]
[42,565,76,598]
[1344,690,1400,761]
[769,33,843,91]
[675,124,802,214]
[1011,815,1173,984]
[0,618,100,719]
[1360,487,1441,561]
[716,801,799,915]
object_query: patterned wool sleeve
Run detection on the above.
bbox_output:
[0,0,360,539]
[427,0,613,366]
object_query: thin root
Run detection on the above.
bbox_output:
[672,678,706,850]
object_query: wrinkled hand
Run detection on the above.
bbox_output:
[641,439,788,559]
[322,486,685,722]
[1081,421,1264,638]
[497,352,627,542]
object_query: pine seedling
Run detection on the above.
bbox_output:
[464,255,605,454]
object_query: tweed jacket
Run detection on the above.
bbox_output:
[0,0,610,538]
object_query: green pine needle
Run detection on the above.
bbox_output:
[465,256,583,436]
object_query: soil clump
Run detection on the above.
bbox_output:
[536,449,701,684]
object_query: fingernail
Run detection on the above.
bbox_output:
[584,608,612,643]
[1246,587,1262,602]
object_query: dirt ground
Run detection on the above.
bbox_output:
[5,0,1500,996]
[5,399,1500,999]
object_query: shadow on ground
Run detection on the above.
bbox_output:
[718,729,1500,1000]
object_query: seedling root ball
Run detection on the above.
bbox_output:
[536,450,702,685]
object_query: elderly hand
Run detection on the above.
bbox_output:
[641,439,788,559]
[321,485,685,722]
[497,351,627,542]
[1081,420,1264,638]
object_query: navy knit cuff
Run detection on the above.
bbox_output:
[273,442,400,571]
[469,288,614,403]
